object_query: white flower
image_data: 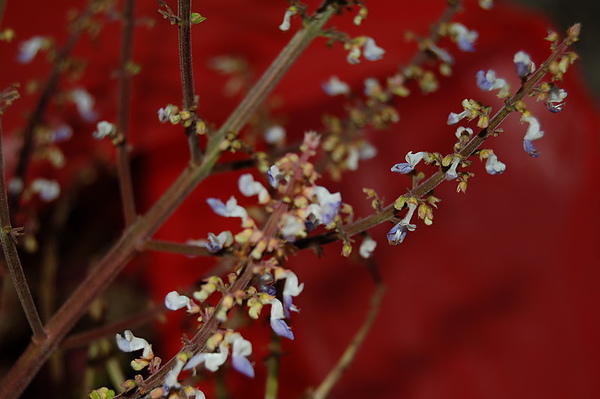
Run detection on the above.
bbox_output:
[322,76,350,96]
[163,357,185,391]
[364,77,381,97]
[363,37,385,61]
[476,70,510,97]
[279,8,296,31]
[238,174,269,204]
[359,236,377,258]
[521,115,544,141]
[92,121,115,140]
[445,157,461,180]
[485,153,506,175]
[186,343,229,372]
[282,271,304,317]
[513,51,536,78]
[280,215,306,241]
[269,298,294,340]
[267,164,284,188]
[387,203,417,245]
[306,186,342,226]
[205,231,233,253]
[265,125,286,144]
[228,333,254,378]
[391,151,426,174]
[449,23,478,52]
[115,330,153,358]
[30,179,60,202]
[546,86,567,113]
[165,291,193,311]
[70,88,98,122]
[346,45,361,64]
[428,43,454,64]
[455,126,474,140]
[206,196,248,221]
[17,36,49,63]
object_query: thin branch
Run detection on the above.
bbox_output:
[264,334,282,399]
[0,119,46,340]
[295,34,577,250]
[143,239,214,257]
[178,0,202,163]
[308,270,385,399]
[61,304,163,350]
[115,0,138,226]
[0,6,337,398]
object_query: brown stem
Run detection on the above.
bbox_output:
[0,119,46,340]
[0,6,337,398]
[116,0,138,226]
[178,0,202,163]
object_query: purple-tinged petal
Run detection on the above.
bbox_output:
[232,355,255,378]
[523,140,539,158]
[270,318,294,340]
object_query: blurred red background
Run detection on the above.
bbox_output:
[1,0,599,398]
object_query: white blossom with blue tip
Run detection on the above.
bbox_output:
[322,76,350,96]
[17,36,49,63]
[269,298,294,340]
[282,271,304,318]
[391,151,426,174]
[206,196,248,221]
[449,23,478,52]
[387,202,417,245]
[521,114,544,157]
[546,86,567,113]
[205,231,233,253]
[305,186,342,226]
[485,153,506,175]
[476,70,510,97]
[513,51,536,78]
[363,37,385,61]
[445,157,461,180]
[70,88,98,122]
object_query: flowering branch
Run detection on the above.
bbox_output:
[296,25,581,250]
[0,5,338,398]
[309,265,385,399]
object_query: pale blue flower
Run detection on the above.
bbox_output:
[206,196,248,221]
[449,23,478,52]
[391,151,426,174]
[205,231,233,253]
[387,203,417,245]
[513,51,536,78]
[70,88,98,122]
[322,76,350,96]
[476,70,509,96]
[230,334,255,378]
[485,153,506,175]
[270,299,294,340]
[363,37,385,61]
[282,271,304,318]
[267,165,284,188]
[523,139,539,158]
[17,36,48,63]
[445,157,461,180]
